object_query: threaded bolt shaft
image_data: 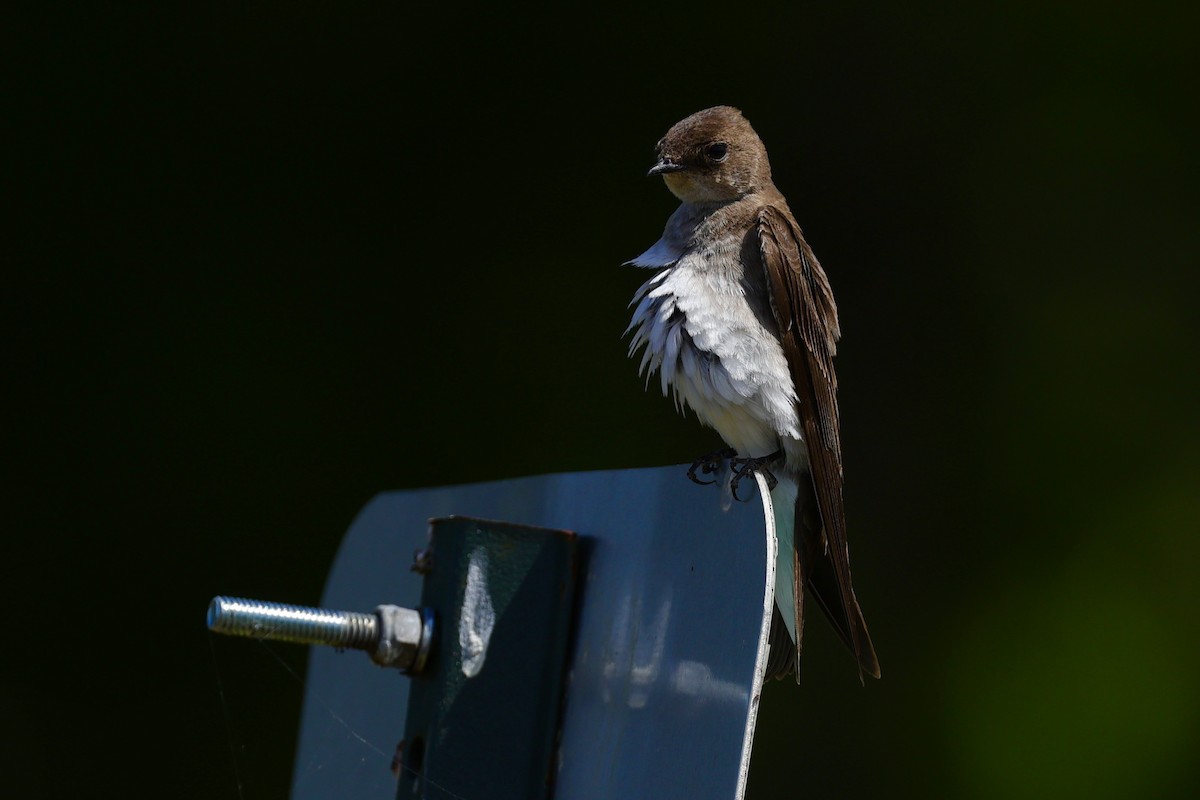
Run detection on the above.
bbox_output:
[207,596,378,650]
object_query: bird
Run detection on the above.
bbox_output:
[625,106,880,682]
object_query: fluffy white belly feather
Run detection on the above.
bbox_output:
[627,236,804,463]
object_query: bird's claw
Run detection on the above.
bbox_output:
[728,451,782,501]
[687,447,737,485]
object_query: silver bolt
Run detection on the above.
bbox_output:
[207,596,433,673]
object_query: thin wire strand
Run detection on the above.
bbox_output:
[217,628,470,800]
[208,634,246,800]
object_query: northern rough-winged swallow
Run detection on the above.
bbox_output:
[626,106,880,682]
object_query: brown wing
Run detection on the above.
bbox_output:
[757,204,881,681]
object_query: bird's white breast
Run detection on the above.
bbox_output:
[627,234,803,462]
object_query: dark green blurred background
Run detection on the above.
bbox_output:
[11,2,1198,797]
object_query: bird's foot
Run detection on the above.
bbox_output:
[729,450,783,501]
[686,447,737,486]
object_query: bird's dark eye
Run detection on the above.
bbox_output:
[705,142,729,161]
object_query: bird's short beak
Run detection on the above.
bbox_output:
[647,158,685,177]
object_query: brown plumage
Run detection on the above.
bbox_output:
[636,106,880,681]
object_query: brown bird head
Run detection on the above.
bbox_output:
[648,106,773,203]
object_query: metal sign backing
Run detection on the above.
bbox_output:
[291,465,775,800]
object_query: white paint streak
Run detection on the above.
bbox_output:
[736,471,778,800]
[459,548,495,678]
